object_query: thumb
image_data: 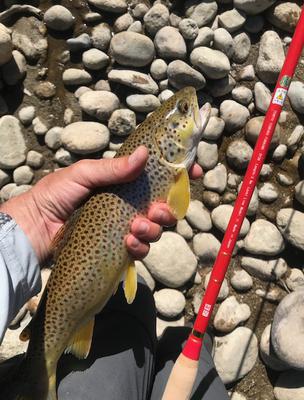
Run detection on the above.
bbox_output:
[71,146,149,189]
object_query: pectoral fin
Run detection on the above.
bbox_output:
[167,168,190,220]
[123,261,137,304]
[65,318,94,359]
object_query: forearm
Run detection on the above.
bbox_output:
[0,213,41,343]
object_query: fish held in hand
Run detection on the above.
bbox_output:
[7,87,211,400]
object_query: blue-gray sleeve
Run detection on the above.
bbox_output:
[0,213,41,343]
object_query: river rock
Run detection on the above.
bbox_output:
[232,86,252,106]
[143,232,197,288]
[256,31,285,84]
[67,33,91,52]
[245,116,280,149]
[0,116,26,169]
[167,60,205,90]
[150,59,167,80]
[108,108,136,136]
[178,18,198,40]
[154,288,186,318]
[220,100,250,133]
[158,89,174,103]
[44,5,74,31]
[45,127,63,150]
[241,256,288,281]
[244,219,284,256]
[54,148,75,166]
[231,269,253,292]
[185,200,212,232]
[197,141,218,170]
[288,81,304,114]
[88,0,127,13]
[202,116,225,140]
[214,296,251,333]
[218,8,246,33]
[226,140,253,170]
[234,0,276,15]
[12,17,47,63]
[79,90,119,121]
[18,106,35,126]
[267,2,301,34]
[276,208,304,251]
[286,269,304,292]
[271,289,304,369]
[154,27,187,60]
[258,182,279,203]
[260,324,290,371]
[193,27,214,48]
[212,204,250,237]
[176,219,193,240]
[193,233,221,264]
[185,1,218,27]
[274,370,304,400]
[213,327,258,384]
[110,32,154,67]
[254,81,271,114]
[190,47,230,79]
[62,69,92,86]
[13,165,34,185]
[203,164,227,193]
[238,64,255,81]
[126,94,160,113]
[143,4,169,36]
[114,12,134,32]
[26,150,43,169]
[9,185,32,198]
[233,32,251,63]
[32,117,48,136]
[91,23,112,51]
[82,49,109,70]
[0,23,12,66]
[108,70,158,94]
[135,260,155,291]
[213,28,234,58]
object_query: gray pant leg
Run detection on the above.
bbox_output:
[150,327,229,400]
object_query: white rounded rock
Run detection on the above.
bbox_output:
[220,100,250,133]
[185,200,212,232]
[276,208,304,251]
[143,4,170,36]
[226,140,253,170]
[185,1,217,28]
[18,106,35,126]
[45,127,63,150]
[154,26,187,60]
[202,116,225,141]
[150,59,167,80]
[13,165,34,185]
[286,268,304,292]
[232,86,253,106]
[135,260,155,292]
[79,91,120,121]
[288,81,304,114]
[241,256,288,281]
[0,116,26,169]
[233,32,251,63]
[193,233,221,264]
[231,270,253,292]
[176,219,193,240]
[44,5,74,31]
[62,69,92,86]
[212,204,250,238]
[154,289,186,318]
[254,82,271,114]
[126,94,160,113]
[26,150,43,169]
[260,324,290,371]
[203,164,227,193]
[258,182,279,203]
[197,141,218,171]
[190,46,230,79]
[213,296,251,333]
[82,49,109,70]
[213,28,234,58]
[108,108,136,137]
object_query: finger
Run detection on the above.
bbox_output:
[68,146,149,189]
[189,163,203,179]
[131,217,162,243]
[147,203,177,227]
[125,234,150,259]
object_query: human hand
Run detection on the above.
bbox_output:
[0,146,202,263]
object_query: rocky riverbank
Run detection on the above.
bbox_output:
[0,1,304,399]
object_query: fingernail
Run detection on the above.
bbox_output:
[137,221,149,235]
[128,147,142,166]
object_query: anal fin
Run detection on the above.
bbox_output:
[65,318,94,359]
[167,167,190,220]
[123,261,137,304]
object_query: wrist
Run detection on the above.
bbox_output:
[0,191,48,263]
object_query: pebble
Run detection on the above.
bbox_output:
[87,0,127,14]
[176,219,193,240]
[91,23,112,51]
[0,116,26,169]
[220,100,250,133]
[212,204,250,237]
[167,60,205,90]
[237,64,255,81]
[205,272,229,301]
[234,0,276,15]
[214,296,251,333]
[0,23,12,66]
[150,59,167,80]
[10,185,32,198]
[18,106,35,126]
[193,27,214,48]
[260,164,273,180]
[82,49,109,70]
[274,370,304,400]
[193,233,221,264]
[276,208,304,251]
[259,324,290,371]
[26,150,43,169]
[213,28,234,58]
[2,50,26,86]
[272,289,304,369]
[203,164,227,193]
[45,127,63,150]
[135,260,155,292]
[143,4,170,36]
[130,3,149,19]
[0,183,17,201]
[233,32,251,63]
[207,75,236,98]
[277,172,293,187]
[254,81,271,114]
[114,13,134,32]
[231,270,253,292]
[214,327,258,385]
[190,46,230,79]
[54,148,75,167]
[197,141,218,170]
[245,116,280,149]
[227,173,242,189]
[126,94,160,113]
[226,140,253,170]
[287,125,304,150]
[143,232,197,288]
[61,122,109,155]
[44,5,74,31]
[128,20,143,34]
[158,89,174,103]
[202,191,221,209]
[231,86,252,106]
[286,269,304,292]
[272,144,287,162]
[258,182,279,203]
[267,2,301,34]
[185,200,212,232]
[154,289,186,318]
[178,18,198,40]
[110,32,155,67]
[185,1,217,27]
[156,316,185,339]
[288,81,304,114]
[13,165,34,185]
[154,27,187,60]
[67,33,91,52]
[32,117,48,136]
[202,116,225,140]
[108,108,136,137]
[256,31,285,84]
[241,256,287,281]
[62,69,92,86]
[79,90,120,121]
[108,69,158,94]
[34,81,56,99]
[218,8,246,33]
[74,86,91,99]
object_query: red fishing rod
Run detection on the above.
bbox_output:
[162,7,304,400]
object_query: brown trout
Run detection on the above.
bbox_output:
[8,87,210,400]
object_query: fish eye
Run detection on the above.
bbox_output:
[177,100,189,114]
